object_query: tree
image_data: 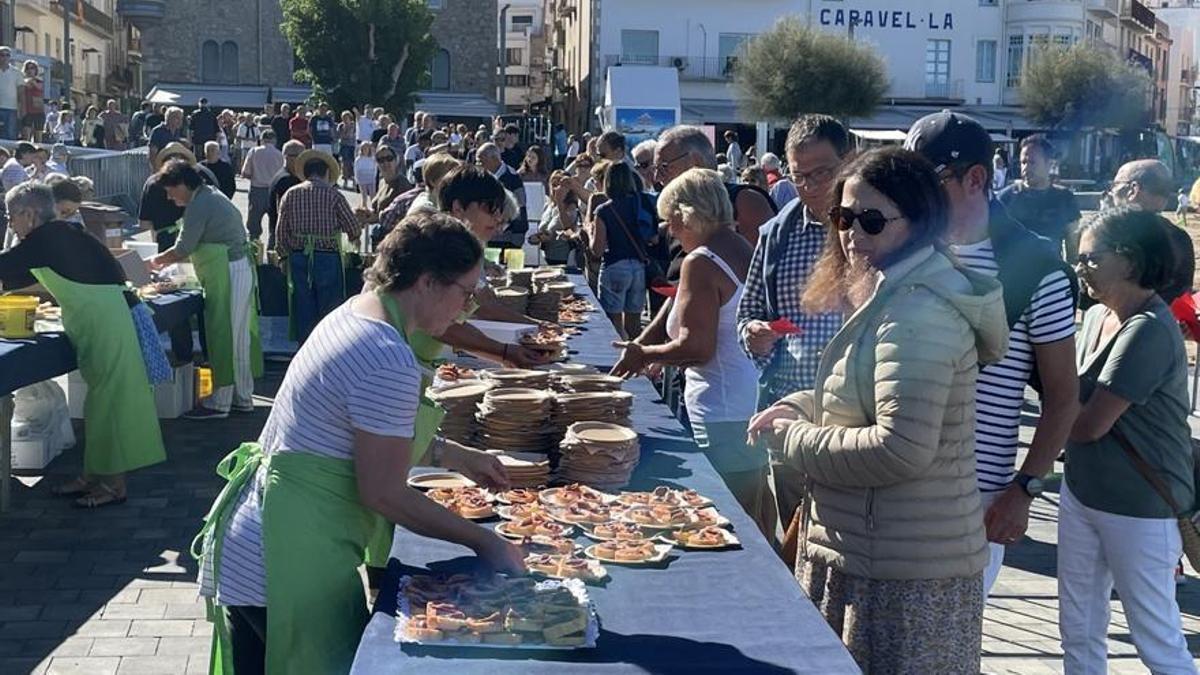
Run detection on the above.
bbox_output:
[280,0,437,113]
[733,17,887,121]
[1020,43,1153,131]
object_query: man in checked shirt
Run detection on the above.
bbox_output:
[736,115,850,541]
[275,149,362,343]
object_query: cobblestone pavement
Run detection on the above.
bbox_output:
[2,184,1198,674]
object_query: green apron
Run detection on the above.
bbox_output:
[364,292,447,567]
[285,235,347,342]
[31,268,165,476]
[193,445,376,675]
[191,243,264,389]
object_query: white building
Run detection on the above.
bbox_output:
[501,0,547,112]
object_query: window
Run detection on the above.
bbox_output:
[55,38,61,59]
[201,40,220,83]
[976,40,996,82]
[44,33,50,56]
[718,33,752,76]
[620,29,659,65]
[925,39,951,96]
[506,48,523,66]
[431,49,450,90]
[511,15,534,30]
[1006,34,1024,88]
[506,74,529,87]
[221,41,239,84]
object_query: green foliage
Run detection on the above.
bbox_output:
[280,0,437,113]
[734,17,887,121]
[1020,43,1153,130]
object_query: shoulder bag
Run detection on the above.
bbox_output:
[1109,426,1200,570]
[608,201,667,287]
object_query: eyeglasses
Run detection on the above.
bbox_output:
[635,160,652,170]
[655,150,690,175]
[1074,250,1112,270]
[828,206,904,235]
[789,165,838,188]
[376,155,396,163]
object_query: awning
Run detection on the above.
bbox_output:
[145,83,269,109]
[849,105,1041,135]
[270,86,313,104]
[850,128,907,142]
[680,98,743,124]
[414,92,499,119]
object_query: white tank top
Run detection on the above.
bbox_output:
[667,246,760,423]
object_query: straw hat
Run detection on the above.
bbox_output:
[159,141,197,165]
[293,149,341,184]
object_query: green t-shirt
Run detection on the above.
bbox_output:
[175,185,249,261]
[1066,297,1195,518]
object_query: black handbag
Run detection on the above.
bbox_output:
[609,203,668,286]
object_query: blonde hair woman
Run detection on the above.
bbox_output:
[612,167,776,537]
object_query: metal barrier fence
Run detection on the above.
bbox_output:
[66,147,150,215]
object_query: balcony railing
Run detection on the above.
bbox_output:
[1086,0,1120,18]
[1121,0,1155,33]
[924,79,963,100]
[604,54,741,82]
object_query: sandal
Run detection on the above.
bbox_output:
[51,477,93,497]
[73,483,127,509]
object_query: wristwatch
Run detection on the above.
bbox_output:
[1013,472,1044,498]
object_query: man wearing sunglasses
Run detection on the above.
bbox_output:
[1107,159,1195,306]
[906,111,1080,597]
[735,114,850,539]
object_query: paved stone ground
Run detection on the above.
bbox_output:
[2,184,1199,674]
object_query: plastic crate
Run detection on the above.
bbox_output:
[11,432,60,471]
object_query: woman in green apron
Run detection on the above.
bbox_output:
[149,160,263,420]
[195,211,524,675]
[0,182,165,508]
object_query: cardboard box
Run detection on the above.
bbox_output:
[57,364,194,420]
[108,248,152,287]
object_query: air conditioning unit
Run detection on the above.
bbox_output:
[671,57,687,71]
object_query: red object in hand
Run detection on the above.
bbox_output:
[1170,292,1200,341]
[768,317,803,335]
[651,285,677,298]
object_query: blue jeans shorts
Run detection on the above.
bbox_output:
[598,258,646,314]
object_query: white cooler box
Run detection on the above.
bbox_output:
[55,364,194,420]
[11,432,60,471]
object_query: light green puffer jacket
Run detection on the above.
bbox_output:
[781,246,1008,581]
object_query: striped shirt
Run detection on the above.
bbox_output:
[198,300,421,606]
[953,239,1076,493]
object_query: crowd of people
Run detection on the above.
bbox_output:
[0,78,1196,672]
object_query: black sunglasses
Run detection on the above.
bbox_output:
[1074,250,1112,269]
[828,206,904,235]
[376,155,396,163]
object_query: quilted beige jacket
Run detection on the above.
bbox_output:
[781,246,1008,580]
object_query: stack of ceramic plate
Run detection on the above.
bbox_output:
[481,368,553,389]
[518,332,567,361]
[526,289,561,323]
[557,422,640,490]
[552,373,626,394]
[492,451,551,488]
[532,268,567,284]
[507,268,534,290]
[476,388,556,453]
[494,286,529,315]
[551,391,634,434]
[542,280,577,299]
[427,380,493,445]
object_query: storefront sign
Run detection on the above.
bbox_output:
[818,9,954,31]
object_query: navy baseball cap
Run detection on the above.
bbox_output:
[904,110,993,173]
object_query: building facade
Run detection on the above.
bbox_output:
[420,0,499,120]
[119,0,295,95]
[500,0,546,112]
[549,0,1195,147]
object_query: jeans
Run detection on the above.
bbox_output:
[1058,483,1193,674]
[597,258,646,314]
[289,250,344,344]
[0,108,18,140]
[246,186,271,242]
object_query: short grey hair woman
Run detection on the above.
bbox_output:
[0,182,166,508]
[612,168,777,537]
[1060,207,1195,673]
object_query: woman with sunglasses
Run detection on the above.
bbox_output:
[611,167,777,537]
[1059,207,1194,673]
[749,147,1008,672]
